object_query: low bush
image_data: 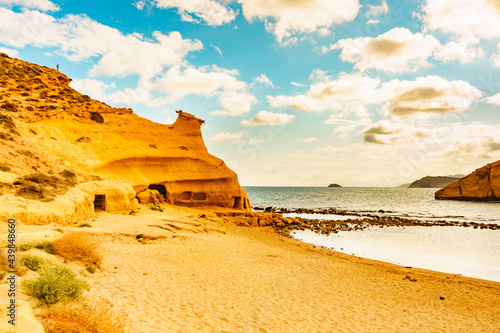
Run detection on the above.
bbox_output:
[22,265,89,306]
[52,232,102,268]
[150,205,163,212]
[0,163,10,172]
[78,223,92,228]
[20,254,46,271]
[18,240,56,254]
[0,102,18,112]
[39,300,126,333]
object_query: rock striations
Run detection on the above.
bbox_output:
[435,160,500,201]
[0,53,250,224]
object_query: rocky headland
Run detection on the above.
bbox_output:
[408,176,461,188]
[0,53,250,224]
[328,183,342,187]
[435,160,500,201]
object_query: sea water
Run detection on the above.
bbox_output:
[244,187,500,282]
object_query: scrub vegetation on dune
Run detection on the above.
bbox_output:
[52,232,103,269]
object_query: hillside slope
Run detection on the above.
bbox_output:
[0,53,250,223]
[408,176,461,188]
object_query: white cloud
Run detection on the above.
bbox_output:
[0,0,59,11]
[0,46,19,57]
[150,65,244,100]
[363,121,430,144]
[209,131,246,143]
[269,73,381,112]
[291,82,304,87]
[152,0,237,26]
[0,7,203,80]
[330,28,441,73]
[379,76,483,118]
[366,19,379,24]
[365,0,389,17]
[438,124,500,158]
[485,93,500,106]
[433,37,484,64]
[268,72,483,121]
[210,44,223,56]
[70,78,116,101]
[493,44,500,67]
[238,0,360,43]
[420,0,500,39]
[211,90,257,116]
[241,111,295,127]
[252,74,274,87]
[297,137,320,143]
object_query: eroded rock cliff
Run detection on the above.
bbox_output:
[0,53,250,224]
[435,160,500,201]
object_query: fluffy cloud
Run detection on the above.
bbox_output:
[209,131,246,143]
[365,0,389,17]
[252,74,274,87]
[141,0,237,26]
[0,0,59,11]
[241,111,295,127]
[268,72,483,121]
[0,7,203,79]
[238,0,360,43]
[269,73,381,112]
[420,0,500,39]
[147,65,255,115]
[485,93,500,106]
[493,44,500,67]
[330,28,441,73]
[363,121,430,144]
[150,65,244,100]
[0,46,19,57]
[439,124,500,158]
[380,76,483,117]
[212,91,257,116]
[433,37,484,64]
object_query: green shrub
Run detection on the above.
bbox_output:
[20,254,46,271]
[78,223,92,228]
[150,205,163,212]
[22,265,89,305]
[17,241,56,254]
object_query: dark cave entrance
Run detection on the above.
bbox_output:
[94,194,106,211]
[148,184,167,199]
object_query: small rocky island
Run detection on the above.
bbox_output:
[328,184,342,188]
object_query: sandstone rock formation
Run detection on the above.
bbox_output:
[435,160,500,201]
[0,300,44,333]
[409,176,461,188]
[0,53,250,224]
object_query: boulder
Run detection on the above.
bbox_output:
[0,300,44,333]
[435,160,500,201]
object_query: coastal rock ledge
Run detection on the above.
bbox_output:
[435,160,500,201]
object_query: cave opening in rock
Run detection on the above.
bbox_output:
[233,196,241,209]
[148,184,167,199]
[94,195,106,211]
[193,192,207,201]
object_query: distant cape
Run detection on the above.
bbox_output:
[328,184,342,188]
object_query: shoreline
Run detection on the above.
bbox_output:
[4,205,499,332]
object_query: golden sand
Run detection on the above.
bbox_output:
[7,205,498,332]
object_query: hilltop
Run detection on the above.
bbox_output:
[408,176,461,188]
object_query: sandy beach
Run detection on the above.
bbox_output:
[7,205,499,332]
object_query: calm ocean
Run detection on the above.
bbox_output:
[244,187,500,282]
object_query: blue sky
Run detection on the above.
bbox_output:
[1,0,500,186]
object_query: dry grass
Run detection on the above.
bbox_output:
[52,232,102,268]
[38,300,127,333]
